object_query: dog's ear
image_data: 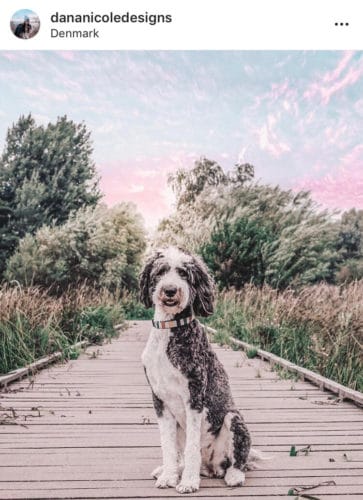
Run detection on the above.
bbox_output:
[139,251,161,308]
[189,256,215,317]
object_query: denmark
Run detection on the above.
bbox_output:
[51,28,100,38]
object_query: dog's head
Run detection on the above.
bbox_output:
[139,247,215,317]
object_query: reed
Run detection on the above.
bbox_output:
[0,284,123,375]
[207,281,363,391]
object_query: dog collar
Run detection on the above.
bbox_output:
[152,316,195,330]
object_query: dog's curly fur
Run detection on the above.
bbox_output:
[140,247,252,493]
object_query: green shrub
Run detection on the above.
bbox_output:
[77,305,122,344]
[5,203,146,292]
[201,217,274,288]
[119,292,154,320]
[246,347,258,359]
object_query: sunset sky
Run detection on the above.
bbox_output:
[0,51,362,228]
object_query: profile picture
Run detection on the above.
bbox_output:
[10,9,40,40]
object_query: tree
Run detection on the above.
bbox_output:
[0,206,17,273]
[5,203,146,293]
[336,209,363,260]
[224,184,340,288]
[335,209,363,283]
[0,114,101,277]
[168,157,227,208]
[157,157,341,289]
[168,157,254,208]
[201,218,274,288]
[265,219,339,288]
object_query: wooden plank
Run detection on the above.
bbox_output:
[1,433,362,447]
[3,400,357,411]
[2,412,361,425]
[1,446,362,463]
[0,341,88,388]
[2,425,362,436]
[229,336,363,406]
[2,478,363,492]
[1,485,363,499]
[2,467,363,481]
[1,388,325,397]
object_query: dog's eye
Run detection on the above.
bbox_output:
[154,265,168,277]
[177,268,188,279]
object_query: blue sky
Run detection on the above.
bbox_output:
[11,9,38,22]
[0,51,362,227]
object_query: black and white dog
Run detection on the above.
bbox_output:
[140,247,252,494]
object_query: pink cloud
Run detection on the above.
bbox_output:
[320,66,363,105]
[257,115,291,158]
[304,53,363,105]
[57,51,76,61]
[255,80,299,117]
[24,86,68,102]
[294,144,363,210]
[269,80,289,100]
[323,51,354,83]
[257,80,293,105]
[341,144,363,165]
[1,52,18,61]
[324,123,348,146]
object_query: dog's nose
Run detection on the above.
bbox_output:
[164,287,177,297]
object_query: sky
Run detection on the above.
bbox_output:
[0,51,362,228]
[11,9,39,23]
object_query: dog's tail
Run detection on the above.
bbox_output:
[246,447,273,470]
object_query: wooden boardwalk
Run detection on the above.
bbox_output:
[0,320,362,499]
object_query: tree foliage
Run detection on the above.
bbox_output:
[335,209,363,283]
[337,209,363,259]
[201,218,274,288]
[156,157,342,289]
[0,114,101,277]
[168,157,254,208]
[5,203,146,293]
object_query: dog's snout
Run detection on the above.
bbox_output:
[164,286,177,297]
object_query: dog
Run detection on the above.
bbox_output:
[140,247,253,493]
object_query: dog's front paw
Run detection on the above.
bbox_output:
[151,465,163,478]
[176,477,200,494]
[155,472,179,488]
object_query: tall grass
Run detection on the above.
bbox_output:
[0,284,124,375]
[119,291,154,320]
[207,281,363,391]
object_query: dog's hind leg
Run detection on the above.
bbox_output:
[225,411,251,486]
[217,411,251,486]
